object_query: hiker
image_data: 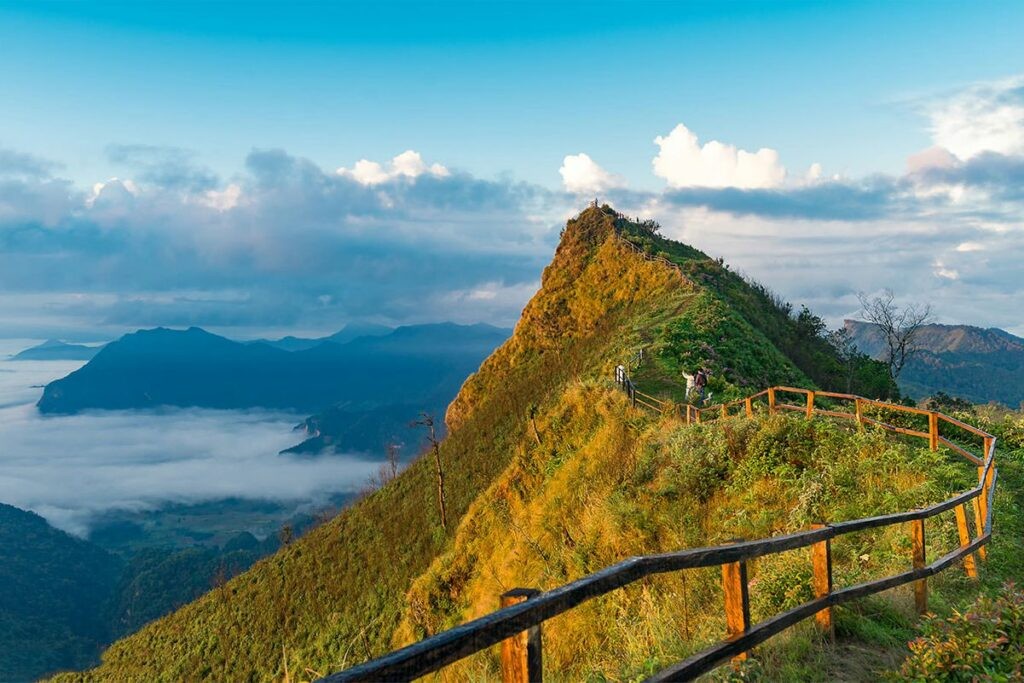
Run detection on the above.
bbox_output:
[615,364,626,386]
[694,367,709,404]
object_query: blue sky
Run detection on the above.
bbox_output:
[4,1,1022,187]
[1,1,1024,339]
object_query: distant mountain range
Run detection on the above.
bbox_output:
[247,322,393,352]
[37,323,511,454]
[11,339,103,361]
[845,320,1024,406]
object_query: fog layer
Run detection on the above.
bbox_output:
[0,341,380,536]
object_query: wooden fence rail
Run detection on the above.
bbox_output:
[319,379,998,683]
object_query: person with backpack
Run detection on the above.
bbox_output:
[694,367,709,404]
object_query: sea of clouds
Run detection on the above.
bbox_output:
[0,340,381,537]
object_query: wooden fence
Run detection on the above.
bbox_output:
[320,383,997,683]
[612,231,695,287]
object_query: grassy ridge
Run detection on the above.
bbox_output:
[55,207,714,679]
[397,383,972,681]
[54,206,925,680]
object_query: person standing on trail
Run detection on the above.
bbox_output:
[694,367,709,404]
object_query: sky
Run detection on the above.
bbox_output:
[2,0,1024,339]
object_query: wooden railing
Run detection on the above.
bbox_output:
[320,384,998,683]
[612,230,695,287]
[615,370,672,413]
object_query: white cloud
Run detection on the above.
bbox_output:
[336,150,449,186]
[436,280,540,324]
[652,123,787,189]
[906,146,958,173]
[86,177,137,208]
[933,260,960,280]
[926,75,1024,160]
[559,153,624,194]
[956,241,985,252]
[197,183,242,211]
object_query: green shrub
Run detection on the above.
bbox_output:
[891,583,1024,681]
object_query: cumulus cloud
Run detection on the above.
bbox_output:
[652,123,787,189]
[559,153,624,194]
[925,76,1024,160]
[86,177,138,208]
[0,146,556,338]
[197,183,242,211]
[6,73,1024,343]
[336,150,449,186]
[0,357,380,536]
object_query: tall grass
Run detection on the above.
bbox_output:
[399,382,972,681]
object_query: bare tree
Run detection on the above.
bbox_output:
[413,413,447,531]
[857,289,933,381]
[384,441,401,482]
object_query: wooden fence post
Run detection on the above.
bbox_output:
[954,504,978,580]
[721,404,727,419]
[721,549,750,664]
[500,588,543,683]
[854,398,864,431]
[911,519,927,615]
[928,411,939,452]
[972,496,987,561]
[976,464,991,562]
[805,391,815,420]
[745,397,753,418]
[811,523,833,638]
[767,388,776,415]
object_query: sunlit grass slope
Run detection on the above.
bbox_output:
[54,206,898,680]
[397,385,971,681]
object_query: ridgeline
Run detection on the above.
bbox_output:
[55,206,1021,681]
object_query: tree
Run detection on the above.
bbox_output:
[413,413,447,531]
[827,327,860,393]
[382,441,401,484]
[857,289,933,382]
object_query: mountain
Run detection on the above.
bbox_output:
[56,206,909,681]
[0,500,313,681]
[0,504,121,682]
[36,323,510,453]
[845,320,1024,406]
[249,323,393,352]
[11,339,103,361]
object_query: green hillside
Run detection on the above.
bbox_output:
[846,319,1024,406]
[55,205,991,681]
[0,504,121,681]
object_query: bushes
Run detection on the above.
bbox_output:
[891,583,1024,681]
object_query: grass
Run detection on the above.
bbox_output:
[397,383,980,681]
